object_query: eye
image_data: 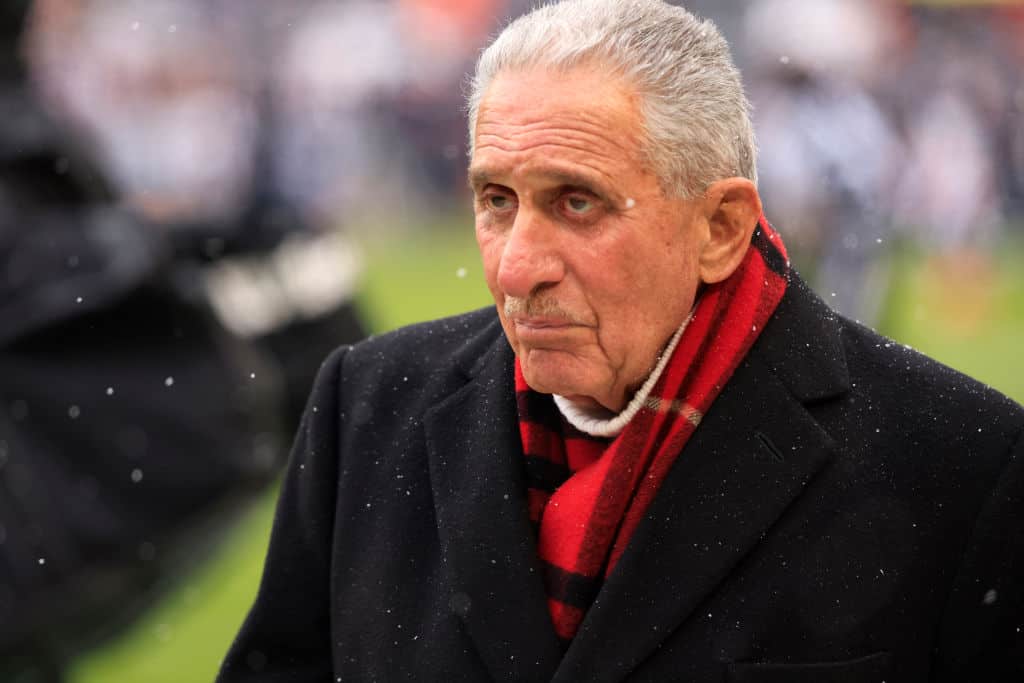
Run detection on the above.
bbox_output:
[478,188,517,214]
[567,197,592,212]
[562,193,599,217]
[488,194,514,210]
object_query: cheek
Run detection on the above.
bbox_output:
[475,225,499,266]
[587,238,694,345]
[475,228,504,286]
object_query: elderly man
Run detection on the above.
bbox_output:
[218,1,1024,681]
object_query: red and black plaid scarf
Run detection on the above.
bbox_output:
[516,216,789,647]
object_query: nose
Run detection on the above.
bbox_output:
[496,208,565,299]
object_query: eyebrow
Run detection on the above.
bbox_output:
[467,168,493,191]
[468,167,609,195]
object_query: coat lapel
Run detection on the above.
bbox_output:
[423,336,563,682]
[553,276,850,683]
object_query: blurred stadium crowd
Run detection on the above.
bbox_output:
[1,0,1022,680]
[29,0,1024,325]
[23,0,1024,324]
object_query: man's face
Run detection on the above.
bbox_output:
[471,66,708,413]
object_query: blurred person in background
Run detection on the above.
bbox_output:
[994,4,1024,222]
[745,0,904,326]
[271,0,406,224]
[0,1,292,680]
[271,0,527,217]
[888,6,1008,249]
[742,0,1023,328]
[880,3,1021,333]
[28,0,369,432]
[387,0,514,206]
[0,0,371,677]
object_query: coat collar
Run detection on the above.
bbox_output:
[752,273,850,403]
[426,276,850,682]
[424,327,564,682]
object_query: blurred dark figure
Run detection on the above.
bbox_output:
[0,2,301,680]
[26,0,368,433]
[996,6,1024,223]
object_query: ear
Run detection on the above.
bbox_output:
[697,178,762,284]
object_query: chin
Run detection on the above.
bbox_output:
[519,350,594,399]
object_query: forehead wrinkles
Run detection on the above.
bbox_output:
[472,69,647,176]
[476,123,637,164]
[473,113,645,186]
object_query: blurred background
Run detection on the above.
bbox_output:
[0,0,1021,681]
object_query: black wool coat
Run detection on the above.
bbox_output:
[219,275,1024,683]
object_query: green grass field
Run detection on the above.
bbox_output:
[69,226,1024,683]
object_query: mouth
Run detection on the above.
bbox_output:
[511,316,577,330]
[508,316,588,347]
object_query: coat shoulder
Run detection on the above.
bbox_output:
[314,307,505,415]
[841,317,1023,415]
[836,316,1024,452]
[346,306,501,373]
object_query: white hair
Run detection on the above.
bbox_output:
[467,0,756,198]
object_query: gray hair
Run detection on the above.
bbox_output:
[467,0,756,198]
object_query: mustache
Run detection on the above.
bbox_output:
[503,296,587,324]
